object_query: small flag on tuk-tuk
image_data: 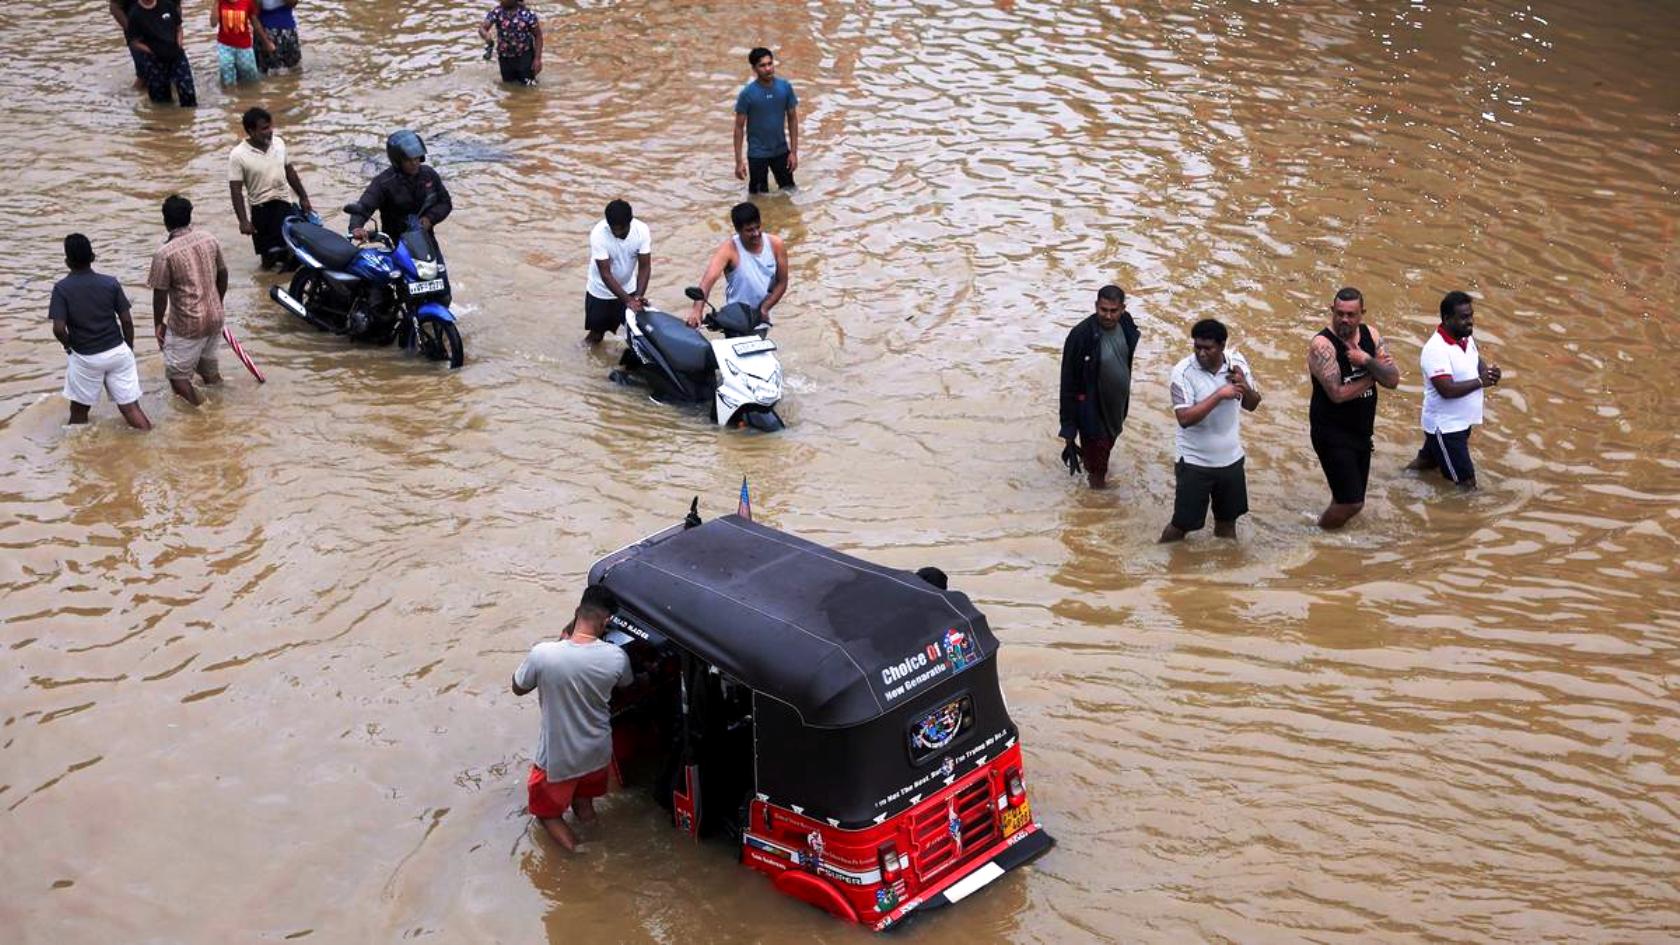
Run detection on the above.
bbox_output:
[737,476,752,521]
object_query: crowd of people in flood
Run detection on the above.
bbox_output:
[44,3,1506,854]
[1057,284,1503,540]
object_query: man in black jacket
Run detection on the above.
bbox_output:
[348,130,453,249]
[1058,285,1140,489]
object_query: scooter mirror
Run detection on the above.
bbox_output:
[341,202,364,216]
[684,286,704,302]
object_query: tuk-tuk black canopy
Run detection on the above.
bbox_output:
[592,516,998,729]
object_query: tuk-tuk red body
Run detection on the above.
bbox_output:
[590,515,1054,931]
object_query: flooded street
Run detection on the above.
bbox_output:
[3,0,1678,941]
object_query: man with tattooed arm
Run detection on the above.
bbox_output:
[1307,287,1400,529]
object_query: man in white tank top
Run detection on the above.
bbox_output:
[687,202,789,327]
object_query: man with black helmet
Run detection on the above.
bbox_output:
[348,130,453,251]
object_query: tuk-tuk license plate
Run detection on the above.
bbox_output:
[408,279,445,294]
[1000,800,1032,836]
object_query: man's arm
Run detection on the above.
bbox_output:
[477,13,494,44]
[1365,328,1400,389]
[532,19,543,75]
[109,0,129,30]
[1173,379,1239,428]
[422,172,453,228]
[785,106,800,173]
[153,288,170,346]
[759,235,789,318]
[511,672,534,696]
[115,286,136,348]
[253,16,274,53]
[230,181,252,234]
[215,247,229,300]
[1307,336,1375,403]
[733,112,748,181]
[284,163,312,213]
[633,252,651,303]
[1058,327,1080,442]
[1232,363,1262,411]
[688,240,735,326]
[348,177,384,236]
[595,258,632,303]
[52,317,72,352]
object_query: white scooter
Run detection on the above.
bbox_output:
[609,286,785,432]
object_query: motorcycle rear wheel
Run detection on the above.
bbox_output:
[286,269,333,331]
[416,319,465,369]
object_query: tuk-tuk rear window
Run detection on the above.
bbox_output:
[907,692,975,763]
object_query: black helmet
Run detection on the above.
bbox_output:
[385,129,426,168]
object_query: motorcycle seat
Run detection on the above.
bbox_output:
[290,221,362,270]
[639,310,712,375]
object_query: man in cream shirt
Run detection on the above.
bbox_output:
[228,106,313,270]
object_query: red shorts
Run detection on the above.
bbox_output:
[526,764,610,819]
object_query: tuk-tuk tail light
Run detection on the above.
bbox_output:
[878,842,901,882]
[1006,769,1027,807]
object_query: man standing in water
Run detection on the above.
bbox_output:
[687,202,788,327]
[1307,287,1399,528]
[478,0,543,85]
[1407,290,1501,489]
[584,199,651,345]
[1058,285,1140,489]
[1160,319,1262,542]
[229,107,314,270]
[734,47,800,194]
[49,235,151,431]
[512,586,634,853]
[146,196,228,406]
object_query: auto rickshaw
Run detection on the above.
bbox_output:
[589,512,1055,931]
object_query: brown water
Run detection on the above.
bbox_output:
[3,1,1678,942]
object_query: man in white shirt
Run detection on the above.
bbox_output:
[1407,291,1502,488]
[227,106,312,270]
[1160,319,1263,542]
[584,199,652,345]
[512,586,634,852]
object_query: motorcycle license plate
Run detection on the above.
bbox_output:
[408,279,446,294]
[1000,800,1032,837]
[732,338,777,356]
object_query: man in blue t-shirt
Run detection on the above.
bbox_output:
[733,47,800,194]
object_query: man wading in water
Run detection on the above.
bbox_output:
[512,587,633,852]
[1307,287,1399,528]
[687,202,788,328]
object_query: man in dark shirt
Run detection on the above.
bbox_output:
[348,130,453,251]
[123,0,197,107]
[49,235,151,430]
[1058,285,1140,489]
[1306,287,1399,529]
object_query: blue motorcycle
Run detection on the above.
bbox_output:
[268,202,464,369]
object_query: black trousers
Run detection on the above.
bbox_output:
[250,200,292,262]
[748,152,794,194]
[499,51,535,83]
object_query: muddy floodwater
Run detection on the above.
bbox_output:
[3,1,1678,942]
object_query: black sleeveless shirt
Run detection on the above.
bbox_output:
[1309,325,1377,441]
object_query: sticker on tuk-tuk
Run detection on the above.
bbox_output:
[941,626,978,670]
[908,694,974,763]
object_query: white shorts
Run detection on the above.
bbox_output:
[63,345,142,406]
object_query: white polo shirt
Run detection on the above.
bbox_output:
[228,135,291,207]
[1168,350,1255,468]
[585,219,652,301]
[1419,327,1483,433]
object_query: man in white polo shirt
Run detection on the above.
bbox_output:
[584,199,652,345]
[1407,290,1501,488]
[1160,318,1263,542]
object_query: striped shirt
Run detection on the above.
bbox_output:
[147,226,226,339]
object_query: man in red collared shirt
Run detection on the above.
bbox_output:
[1407,291,1502,489]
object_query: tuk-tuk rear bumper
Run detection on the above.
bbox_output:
[872,822,1056,931]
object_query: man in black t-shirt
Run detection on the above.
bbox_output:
[124,0,197,107]
[49,235,151,430]
[1306,287,1399,529]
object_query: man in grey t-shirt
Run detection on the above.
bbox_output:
[512,585,633,851]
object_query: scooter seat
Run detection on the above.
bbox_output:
[639,310,712,375]
[290,221,362,270]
